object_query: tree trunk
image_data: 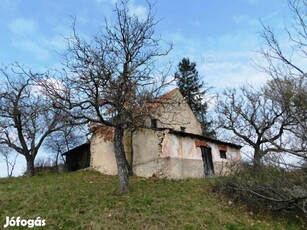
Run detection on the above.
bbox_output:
[114,126,130,194]
[25,155,35,176]
[5,156,10,178]
[55,151,60,173]
[253,148,263,173]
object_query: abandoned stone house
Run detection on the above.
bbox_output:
[88,88,241,179]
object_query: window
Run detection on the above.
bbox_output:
[180,126,186,132]
[151,119,157,128]
[218,145,227,159]
[219,150,227,159]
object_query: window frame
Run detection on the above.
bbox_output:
[151,118,157,128]
[219,150,227,159]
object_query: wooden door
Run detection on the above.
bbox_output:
[201,147,214,176]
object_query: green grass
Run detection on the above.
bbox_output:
[0,171,305,229]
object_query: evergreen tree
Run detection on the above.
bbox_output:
[174,58,214,137]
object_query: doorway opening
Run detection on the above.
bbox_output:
[201,146,214,176]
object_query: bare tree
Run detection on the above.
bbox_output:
[44,126,85,168]
[0,145,18,177]
[257,0,306,157]
[44,1,172,193]
[213,0,307,216]
[0,64,69,176]
[263,78,307,158]
[215,86,294,168]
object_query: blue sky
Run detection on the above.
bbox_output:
[0,0,293,177]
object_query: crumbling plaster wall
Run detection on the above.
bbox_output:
[160,132,204,178]
[133,130,206,179]
[132,129,164,177]
[210,144,241,176]
[90,129,134,175]
[160,132,241,178]
[90,134,118,175]
[90,129,241,178]
[153,90,203,135]
[90,128,164,177]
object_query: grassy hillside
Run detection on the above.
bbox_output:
[0,171,304,229]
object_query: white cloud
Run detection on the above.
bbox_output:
[167,32,185,43]
[233,15,248,24]
[128,4,147,20]
[9,18,38,35]
[94,0,148,21]
[49,34,67,51]
[233,15,258,26]
[30,77,65,99]
[199,55,270,90]
[11,39,50,61]
[162,27,270,92]
[78,15,90,25]
[94,0,117,5]
[53,24,72,37]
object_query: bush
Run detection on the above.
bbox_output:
[34,157,58,175]
[213,162,307,219]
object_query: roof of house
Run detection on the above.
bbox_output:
[88,88,183,133]
[87,88,241,149]
[136,88,182,112]
[61,143,90,156]
[158,88,180,100]
[158,128,242,149]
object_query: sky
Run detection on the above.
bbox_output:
[0,0,294,177]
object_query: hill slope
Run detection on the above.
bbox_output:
[0,171,304,229]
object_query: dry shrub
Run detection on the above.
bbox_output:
[213,162,307,219]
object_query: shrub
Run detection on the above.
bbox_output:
[213,162,307,218]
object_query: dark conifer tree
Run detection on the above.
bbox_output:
[174,58,214,137]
